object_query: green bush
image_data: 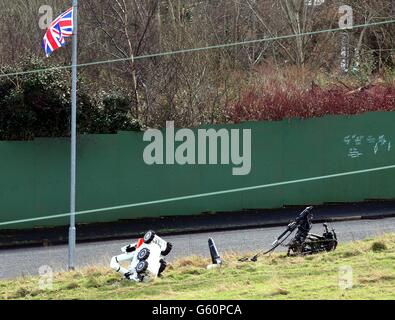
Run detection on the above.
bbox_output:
[0,57,141,140]
[94,91,141,134]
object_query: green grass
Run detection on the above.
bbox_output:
[1,234,395,300]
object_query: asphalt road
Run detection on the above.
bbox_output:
[1,217,395,279]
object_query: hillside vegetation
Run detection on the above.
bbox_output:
[2,1,395,137]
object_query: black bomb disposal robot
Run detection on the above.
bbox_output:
[240,206,338,262]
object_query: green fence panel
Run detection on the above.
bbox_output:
[1,111,394,230]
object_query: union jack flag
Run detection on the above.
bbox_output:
[42,7,74,57]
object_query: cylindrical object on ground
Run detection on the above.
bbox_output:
[208,238,222,265]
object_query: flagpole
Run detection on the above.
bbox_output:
[68,0,78,270]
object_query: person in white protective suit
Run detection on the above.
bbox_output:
[110,231,173,282]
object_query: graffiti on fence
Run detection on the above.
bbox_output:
[344,134,392,159]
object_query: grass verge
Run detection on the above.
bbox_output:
[1,234,394,300]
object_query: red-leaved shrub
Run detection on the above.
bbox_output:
[227,84,395,123]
